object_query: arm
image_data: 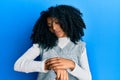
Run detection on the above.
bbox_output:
[14,44,47,73]
[68,47,92,80]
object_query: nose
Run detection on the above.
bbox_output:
[52,23,57,30]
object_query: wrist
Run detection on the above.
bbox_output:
[44,65,47,70]
[44,59,49,71]
[41,59,48,73]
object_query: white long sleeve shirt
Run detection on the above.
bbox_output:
[14,38,92,80]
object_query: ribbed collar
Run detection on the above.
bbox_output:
[58,37,70,49]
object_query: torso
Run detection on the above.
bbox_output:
[37,40,85,80]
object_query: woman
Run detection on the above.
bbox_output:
[14,5,92,80]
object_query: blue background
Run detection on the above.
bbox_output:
[0,0,120,80]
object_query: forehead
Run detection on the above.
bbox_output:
[47,17,58,23]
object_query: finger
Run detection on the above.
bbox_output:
[51,63,68,70]
[46,58,60,65]
[45,58,57,64]
[46,58,68,65]
[66,71,69,80]
[63,70,68,80]
[60,71,63,80]
[49,61,62,67]
[51,64,66,70]
[56,71,60,80]
[46,57,60,62]
[66,74,69,80]
[46,61,61,69]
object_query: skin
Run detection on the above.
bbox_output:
[45,17,75,80]
[47,17,67,38]
[55,69,69,80]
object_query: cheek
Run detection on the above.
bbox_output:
[57,25,63,31]
[49,29,54,33]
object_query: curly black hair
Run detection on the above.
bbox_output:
[31,5,86,50]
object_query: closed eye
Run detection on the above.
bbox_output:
[55,21,59,24]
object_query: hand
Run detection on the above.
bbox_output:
[45,57,75,71]
[55,69,69,80]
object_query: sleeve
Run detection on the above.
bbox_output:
[14,44,48,73]
[68,46,92,80]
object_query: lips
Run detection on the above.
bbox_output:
[55,31,61,35]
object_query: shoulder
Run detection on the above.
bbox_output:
[32,43,46,52]
[76,40,86,48]
[32,43,41,50]
[75,40,86,52]
[33,43,39,48]
[75,40,87,56]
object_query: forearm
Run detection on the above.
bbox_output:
[14,59,48,73]
[68,63,92,80]
[68,47,92,80]
[14,44,48,73]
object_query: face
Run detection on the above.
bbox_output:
[47,17,67,38]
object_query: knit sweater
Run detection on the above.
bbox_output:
[14,38,92,80]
